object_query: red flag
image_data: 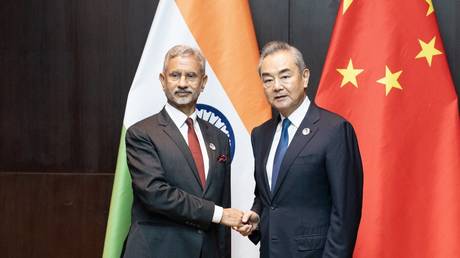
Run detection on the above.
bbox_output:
[316,1,460,257]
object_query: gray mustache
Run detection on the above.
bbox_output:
[175,90,192,94]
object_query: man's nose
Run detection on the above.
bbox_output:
[273,78,283,91]
[178,75,188,87]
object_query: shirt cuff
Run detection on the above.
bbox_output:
[212,205,223,223]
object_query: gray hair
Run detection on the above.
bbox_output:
[258,41,306,75]
[163,45,206,74]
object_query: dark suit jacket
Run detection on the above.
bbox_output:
[249,103,363,258]
[122,108,231,258]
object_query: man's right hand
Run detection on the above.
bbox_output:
[234,210,259,236]
[220,208,244,227]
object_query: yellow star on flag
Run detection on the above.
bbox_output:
[377,66,403,96]
[425,0,434,16]
[336,59,363,88]
[415,36,442,66]
[343,0,353,14]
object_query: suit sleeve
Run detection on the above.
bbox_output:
[249,128,262,244]
[323,121,363,258]
[126,125,214,230]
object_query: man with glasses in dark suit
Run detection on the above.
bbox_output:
[122,45,243,258]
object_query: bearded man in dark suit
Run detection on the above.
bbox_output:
[122,45,243,258]
[237,41,363,258]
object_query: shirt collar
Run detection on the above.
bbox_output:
[164,102,198,129]
[280,96,311,129]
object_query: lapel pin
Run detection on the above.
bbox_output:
[209,143,216,150]
[217,154,227,163]
[302,128,311,136]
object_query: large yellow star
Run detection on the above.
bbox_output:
[336,59,363,88]
[376,66,403,96]
[415,36,442,66]
[343,0,353,14]
[425,0,434,16]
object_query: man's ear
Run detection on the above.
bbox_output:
[159,72,166,89]
[302,68,310,89]
[200,74,208,92]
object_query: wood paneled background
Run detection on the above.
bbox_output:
[0,0,458,257]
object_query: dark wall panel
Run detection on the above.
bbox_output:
[434,0,460,97]
[249,0,290,47]
[290,0,339,99]
[0,173,113,258]
[0,0,158,172]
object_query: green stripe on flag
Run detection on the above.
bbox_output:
[103,127,133,258]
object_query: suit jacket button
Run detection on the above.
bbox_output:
[271,206,276,210]
[197,230,203,234]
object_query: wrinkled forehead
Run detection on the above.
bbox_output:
[164,55,202,72]
[260,50,299,76]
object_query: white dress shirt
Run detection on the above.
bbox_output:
[266,96,311,189]
[164,103,223,223]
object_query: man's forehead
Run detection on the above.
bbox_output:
[261,51,297,74]
[261,68,293,77]
[166,56,201,70]
[261,61,296,76]
[169,55,199,63]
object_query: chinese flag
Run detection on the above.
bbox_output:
[316,1,460,257]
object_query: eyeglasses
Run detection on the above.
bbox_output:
[167,71,202,83]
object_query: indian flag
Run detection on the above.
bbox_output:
[102,1,271,257]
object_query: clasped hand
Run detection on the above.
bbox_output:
[221,208,259,236]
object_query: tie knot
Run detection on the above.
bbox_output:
[185,117,194,128]
[282,118,291,131]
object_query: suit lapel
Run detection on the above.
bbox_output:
[260,118,279,199]
[158,108,204,191]
[271,104,320,199]
[197,118,217,195]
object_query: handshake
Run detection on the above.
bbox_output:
[220,208,260,236]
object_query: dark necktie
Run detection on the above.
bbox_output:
[185,118,206,187]
[271,118,291,191]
